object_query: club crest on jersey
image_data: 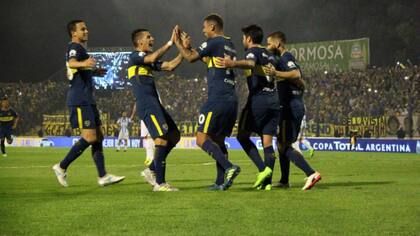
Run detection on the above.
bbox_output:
[199,42,207,50]
[69,49,77,57]
[162,123,168,131]
[246,53,255,59]
[84,120,91,127]
[287,61,297,68]
[138,52,146,57]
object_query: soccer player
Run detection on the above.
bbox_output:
[291,114,315,158]
[264,31,321,190]
[52,20,125,187]
[116,111,131,152]
[217,25,279,190]
[128,27,183,191]
[130,103,156,186]
[173,14,241,190]
[0,97,18,157]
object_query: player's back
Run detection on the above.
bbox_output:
[200,36,238,102]
[280,52,304,99]
[127,51,161,108]
[66,42,96,106]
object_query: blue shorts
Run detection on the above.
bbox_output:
[278,98,305,143]
[69,105,101,129]
[238,100,280,136]
[0,126,12,140]
[137,104,178,139]
[197,101,238,137]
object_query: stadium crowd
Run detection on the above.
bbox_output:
[1,66,418,136]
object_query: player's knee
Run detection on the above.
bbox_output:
[196,133,207,147]
[154,137,167,146]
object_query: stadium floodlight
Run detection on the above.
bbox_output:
[368,88,372,92]
[404,76,409,80]
[324,70,328,75]
[374,89,378,93]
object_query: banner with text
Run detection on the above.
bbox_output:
[287,38,370,72]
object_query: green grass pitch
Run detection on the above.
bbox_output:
[0,147,419,235]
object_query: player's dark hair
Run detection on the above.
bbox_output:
[131,29,149,47]
[204,14,224,30]
[67,20,84,38]
[268,31,286,44]
[241,25,263,44]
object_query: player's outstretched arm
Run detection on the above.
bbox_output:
[143,27,177,64]
[68,56,96,69]
[130,103,136,120]
[173,27,200,63]
[161,53,183,71]
[216,57,255,69]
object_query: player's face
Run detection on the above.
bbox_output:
[139,31,154,52]
[1,100,9,109]
[242,35,251,49]
[72,22,88,42]
[202,21,213,38]
[266,37,280,53]
[122,112,127,117]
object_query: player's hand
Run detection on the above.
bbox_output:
[263,64,276,76]
[94,68,107,76]
[84,56,96,68]
[181,31,191,49]
[214,54,233,68]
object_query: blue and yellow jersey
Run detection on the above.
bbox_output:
[65,42,96,106]
[244,47,277,97]
[271,51,303,102]
[127,51,162,107]
[0,109,17,128]
[196,36,237,102]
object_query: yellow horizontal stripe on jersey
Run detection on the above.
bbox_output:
[0,116,14,122]
[76,107,83,129]
[203,112,213,133]
[150,115,163,136]
[207,57,226,69]
[128,66,153,79]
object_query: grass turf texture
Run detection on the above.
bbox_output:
[0,147,419,235]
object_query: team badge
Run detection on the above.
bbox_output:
[84,120,91,127]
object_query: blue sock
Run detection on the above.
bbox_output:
[215,143,228,185]
[285,146,315,177]
[60,138,90,169]
[279,150,290,184]
[91,141,107,177]
[154,145,167,185]
[263,146,276,184]
[1,139,5,154]
[238,137,265,172]
[202,139,233,170]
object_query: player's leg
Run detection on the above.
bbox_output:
[92,113,125,186]
[237,129,265,172]
[0,137,6,156]
[53,106,91,186]
[285,100,321,190]
[144,136,155,166]
[211,137,228,190]
[302,138,315,158]
[116,137,121,151]
[236,106,265,172]
[257,134,276,190]
[123,138,128,151]
[291,139,302,154]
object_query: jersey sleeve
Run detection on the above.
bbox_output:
[283,52,298,71]
[195,39,213,58]
[67,44,83,61]
[245,48,258,63]
[130,51,146,65]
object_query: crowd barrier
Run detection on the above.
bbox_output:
[6,136,420,154]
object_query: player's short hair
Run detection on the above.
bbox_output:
[131,29,149,47]
[67,20,85,38]
[204,14,224,30]
[241,25,263,44]
[268,31,286,43]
